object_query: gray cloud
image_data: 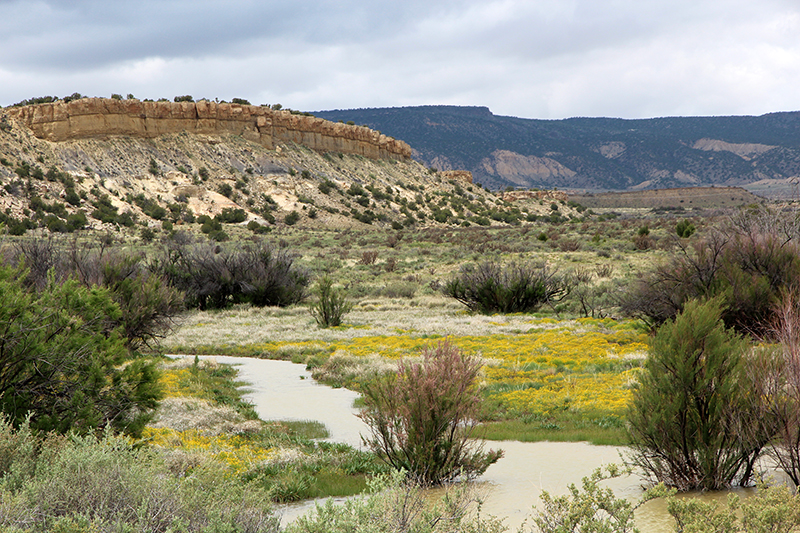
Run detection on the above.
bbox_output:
[1,0,798,119]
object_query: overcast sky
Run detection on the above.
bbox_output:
[1,0,798,119]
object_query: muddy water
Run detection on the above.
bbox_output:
[204,356,750,532]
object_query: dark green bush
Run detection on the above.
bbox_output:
[676,219,696,238]
[0,264,161,436]
[131,193,167,220]
[443,261,574,314]
[285,211,300,225]
[217,183,234,198]
[318,179,337,195]
[216,207,247,223]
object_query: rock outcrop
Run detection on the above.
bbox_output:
[440,170,473,183]
[499,190,568,202]
[7,98,411,160]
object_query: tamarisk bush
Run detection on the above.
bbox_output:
[627,298,767,490]
[359,340,502,485]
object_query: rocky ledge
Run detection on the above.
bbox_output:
[7,98,412,160]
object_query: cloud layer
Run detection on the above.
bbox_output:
[1,0,798,119]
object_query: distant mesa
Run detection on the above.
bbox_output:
[7,98,412,161]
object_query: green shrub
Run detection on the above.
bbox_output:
[318,179,337,195]
[0,264,161,436]
[217,183,233,198]
[285,471,505,533]
[309,276,352,328]
[621,229,800,336]
[215,207,247,223]
[285,211,301,225]
[443,261,574,314]
[627,298,766,490]
[0,426,279,533]
[130,193,168,220]
[359,340,503,485]
[676,219,696,238]
[533,465,667,533]
[665,481,800,533]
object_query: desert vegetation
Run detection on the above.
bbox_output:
[3,179,800,531]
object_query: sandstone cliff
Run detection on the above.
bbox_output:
[7,98,412,160]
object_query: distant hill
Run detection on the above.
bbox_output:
[313,106,800,194]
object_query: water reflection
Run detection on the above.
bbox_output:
[198,356,766,532]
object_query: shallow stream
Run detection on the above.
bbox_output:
[202,356,758,532]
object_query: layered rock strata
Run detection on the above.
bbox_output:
[8,98,411,160]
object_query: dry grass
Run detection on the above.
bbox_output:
[163,295,584,349]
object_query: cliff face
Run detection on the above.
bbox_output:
[7,98,412,160]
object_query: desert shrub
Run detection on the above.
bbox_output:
[0,264,161,436]
[7,241,183,351]
[626,298,767,490]
[632,234,653,250]
[91,194,135,226]
[309,276,352,328]
[532,464,666,533]
[621,228,800,336]
[676,219,696,238]
[217,183,234,198]
[247,220,271,234]
[359,340,503,485]
[216,207,247,223]
[756,292,800,486]
[443,261,573,314]
[140,226,156,242]
[377,281,417,299]
[99,254,184,350]
[285,210,300,225]
[318,179,337,195]
[360,250,378,265]
[665,481,800,533]
[0,427,278,533]
[285,471,505,533]
[155,242,308,310]
[148,157,160,176]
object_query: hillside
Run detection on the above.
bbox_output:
[313,106,800,195]
[0,98,574,238]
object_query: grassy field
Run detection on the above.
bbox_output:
[163,300,647,445]
[154,216,712,448]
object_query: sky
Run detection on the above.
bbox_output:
[1,0,798,120]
